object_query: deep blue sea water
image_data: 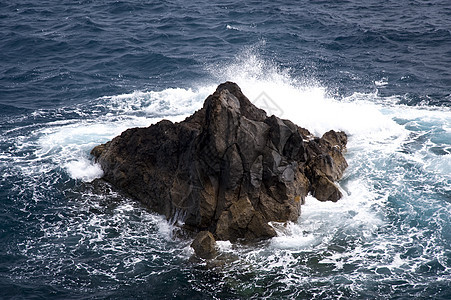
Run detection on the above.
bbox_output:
[1,1,450,299]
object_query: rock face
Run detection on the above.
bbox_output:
[91,82,348,242]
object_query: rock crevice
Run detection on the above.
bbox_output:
[91,82,348,244]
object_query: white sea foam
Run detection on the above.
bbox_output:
[205,47,405,139]
[375,77,388,86]
[65,158,103,181]
[216,240,233,252]
[226,24,239,31]
[270,221,317,249]
[100,86,210,117]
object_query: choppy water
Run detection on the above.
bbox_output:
[1,1,450,299]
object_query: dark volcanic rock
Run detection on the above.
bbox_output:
[91,82,348,242]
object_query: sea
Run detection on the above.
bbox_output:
[0,1,450,299]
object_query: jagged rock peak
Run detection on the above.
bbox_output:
[91,82,348,248]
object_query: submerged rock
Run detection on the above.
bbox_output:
[91,82,348,244]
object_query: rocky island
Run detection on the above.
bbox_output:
[91,82,348,258]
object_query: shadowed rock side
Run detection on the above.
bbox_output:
[91,82,348,247]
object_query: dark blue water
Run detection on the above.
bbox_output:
[1,1,450,299]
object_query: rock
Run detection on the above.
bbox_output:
[311,174,342,202]
[322,130,347,151]
[191,231,217,259]
[91,82,348,242]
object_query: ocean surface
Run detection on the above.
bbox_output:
[1,0,450,299]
